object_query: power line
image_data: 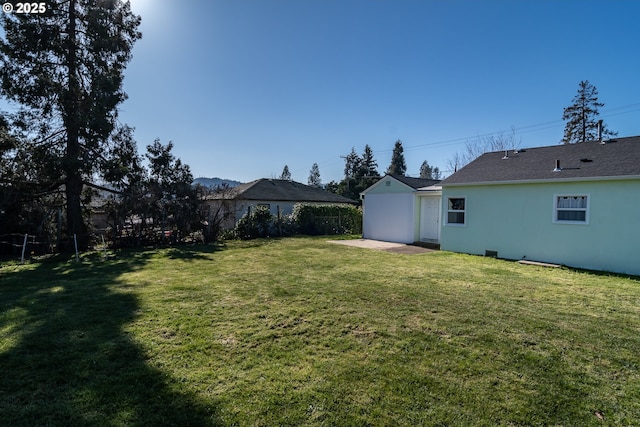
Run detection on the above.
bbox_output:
[288,102,640,181]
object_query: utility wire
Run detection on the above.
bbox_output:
[288,102,640,181]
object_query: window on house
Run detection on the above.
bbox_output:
[447,197,465,225]
[554,195,588,223]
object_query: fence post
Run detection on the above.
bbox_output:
[20,234,28,264]
[277,205,281,236]
[74,234,79,262]
[102,234,107,260]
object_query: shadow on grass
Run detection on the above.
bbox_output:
[0,250,222,426]
[166,243,227,261]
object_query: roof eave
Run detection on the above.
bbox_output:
[441,174,640,187]
[417,185,442,192]
[360,174,415,195]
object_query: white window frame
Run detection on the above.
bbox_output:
[553,194,589,225]
[446,196,466,226]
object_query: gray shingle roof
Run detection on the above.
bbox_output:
[209,179,358,204]
[389,174,441,189]
[441,136,640,186]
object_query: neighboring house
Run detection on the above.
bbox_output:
[361,175,441,244]
[204,178,357,228]
[440,135,640,275]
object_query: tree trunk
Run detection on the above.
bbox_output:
[63,0,88,250]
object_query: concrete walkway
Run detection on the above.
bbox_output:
[327,239,435,254]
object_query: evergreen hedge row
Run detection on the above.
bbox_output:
[291,203,362,236]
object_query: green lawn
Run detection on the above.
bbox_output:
[1,237,639,426]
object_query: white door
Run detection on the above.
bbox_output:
[420,197,440,242]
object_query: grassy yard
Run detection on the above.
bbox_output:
[1,237,640,426]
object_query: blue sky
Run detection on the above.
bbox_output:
[10,0,640,183]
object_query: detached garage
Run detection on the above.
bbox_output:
[361,175,441,244]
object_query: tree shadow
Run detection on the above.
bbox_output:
[165,243,227,261]
[0,250,222,426]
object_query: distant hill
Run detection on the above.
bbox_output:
[194,177,243,188]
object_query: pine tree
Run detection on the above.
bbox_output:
[361,144,379,178]
[419,160,441,179]
[0,0,141,249]
[328,145,383,201]
[280,165,292,181]
[386,140,407,176]
[308,163,321,187]
[562,80,616,144]
[343,147,362,179]
[146,139,198,243]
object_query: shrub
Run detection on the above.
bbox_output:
[233,205,274,239]
[292,203,362,235]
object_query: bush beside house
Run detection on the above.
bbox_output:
[231,203,362,240]
[292,203,362,236]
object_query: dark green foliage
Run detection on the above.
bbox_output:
[419,160,441,179]
[231,204,361,240]
[343,147,362,178]
[307,163,322,187]
[103,139,201,247]
[361,144,379,178]
[279,165,292,181]
[234,205,276,239]
[386,139,407,175]
[562,80,617,144]
[328,145,380,201]
[0,114,64,253]
[0,0,141,249]
[292,203,362,235]
[146,139,200,243]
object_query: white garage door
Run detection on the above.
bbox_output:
[363,193,415,243]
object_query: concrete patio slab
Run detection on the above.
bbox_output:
[327,239,434,254]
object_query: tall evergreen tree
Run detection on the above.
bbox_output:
[419,160,441,180]
[308,163,321,187]
[343,147,362,179]
[146,139,199,243]
[280,165,292,181]
[562,80,616,144]
[0,0,141,248]
[386,140,407,176]
[361,144,379,178]
[329,145,382,201]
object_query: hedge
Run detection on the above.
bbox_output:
[291,203,362,236]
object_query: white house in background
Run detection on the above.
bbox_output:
[440,135,640,276]
[360,175,441,244]
[204,178,357,229]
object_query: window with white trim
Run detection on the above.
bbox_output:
[554,195,589,223]
[447,197,466,225]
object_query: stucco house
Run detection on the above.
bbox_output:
[361,175,441,244]
[440,135,640,275]
[204,178,357,229]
